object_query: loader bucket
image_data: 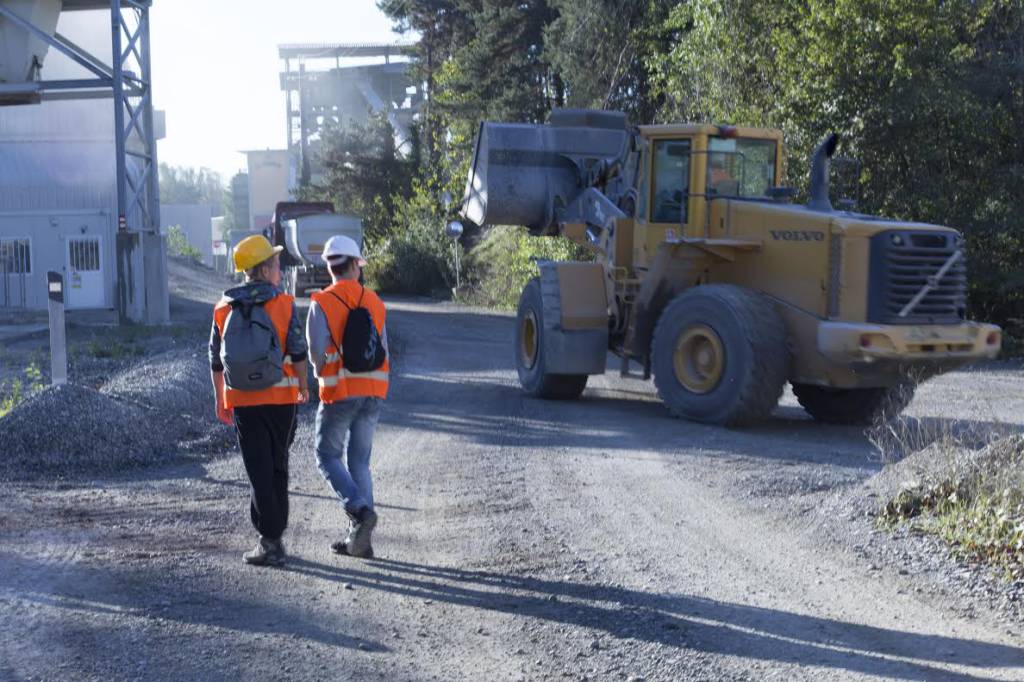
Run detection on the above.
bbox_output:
[460,109,630,234]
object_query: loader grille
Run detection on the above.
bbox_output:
[867,230,967,324]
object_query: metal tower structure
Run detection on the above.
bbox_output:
[0,0,166,323]
[279,42,422,187]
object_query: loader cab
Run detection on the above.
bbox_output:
[634,125,784,268]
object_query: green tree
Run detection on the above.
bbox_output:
[302,113,418,243]
[544,0,674,123]
[649,0,1023,330]
[158,164,225,213]
[377,1,475,168]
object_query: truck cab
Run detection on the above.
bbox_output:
[269,202,364,296]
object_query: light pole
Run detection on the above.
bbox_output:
[445,220,463,294]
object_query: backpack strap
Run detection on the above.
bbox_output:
[327,289,352,311]
[323,290,349,353]
[321,286,368,354]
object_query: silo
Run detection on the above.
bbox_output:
[0,0,61,103]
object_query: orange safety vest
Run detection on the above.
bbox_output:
[213,292,301,409]
[310,281,389,404]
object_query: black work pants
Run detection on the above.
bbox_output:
[233,404,298,541]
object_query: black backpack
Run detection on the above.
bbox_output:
[327,287,387,373]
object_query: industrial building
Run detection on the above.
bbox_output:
[243,149,292,232]
[0,99,134,311]
[0,0,166,322]
[279,42,422,186]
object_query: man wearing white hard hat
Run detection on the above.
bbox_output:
[306,235,390,558]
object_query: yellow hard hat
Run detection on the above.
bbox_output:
[233,235,283,273]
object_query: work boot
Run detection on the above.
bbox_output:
[330,520,358,556]
[345,507,377,559]
[243,536,286,567]
[330,540,374,559]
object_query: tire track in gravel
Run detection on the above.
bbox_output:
[514,363,1024,680]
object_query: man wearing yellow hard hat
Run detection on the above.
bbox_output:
[209,234,309,567]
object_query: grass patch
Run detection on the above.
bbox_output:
[85,338,144,359]
[78,323,193,359]
[0,360,46,418]
[878,435,1024,581]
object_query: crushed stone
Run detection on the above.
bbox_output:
[101,348,212,417]
[1,348,233,481]
[0,384,173,479]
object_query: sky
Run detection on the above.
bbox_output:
[45,0,406,180]
[151,0,403,179]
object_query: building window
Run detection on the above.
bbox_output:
[69,239,100,272]
[0,238,31,274]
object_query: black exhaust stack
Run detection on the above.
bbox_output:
[808,133,839,212]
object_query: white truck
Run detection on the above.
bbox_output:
[269,202,363,296]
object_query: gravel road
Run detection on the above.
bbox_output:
[2,296,1023,681]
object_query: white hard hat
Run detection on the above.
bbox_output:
[321,235,367,267]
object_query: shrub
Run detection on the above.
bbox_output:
[363,186,460,296]
[461,226,592,309]
[166,225,202,262]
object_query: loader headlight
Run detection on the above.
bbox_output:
[891,233,904,246]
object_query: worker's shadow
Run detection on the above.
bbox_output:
[285,556,1023,682]
[195,472,417,511]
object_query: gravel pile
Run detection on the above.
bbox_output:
[0,347,235,481]
[0,384,174,480]
[855,433,1024,518]
[101,348,211,417]
[809,434,1024,628]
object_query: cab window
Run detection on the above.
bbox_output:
[651,139,691,223]
[707,137,777,197]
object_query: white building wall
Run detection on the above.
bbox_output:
[0,100,118,310]
[162,204,214,266]
[245,150,292,230]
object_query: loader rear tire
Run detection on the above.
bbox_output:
[792,383,916,425]
[514,278,588,400]
[651,285,789,426]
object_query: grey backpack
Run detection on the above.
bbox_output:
[220,300,284,391]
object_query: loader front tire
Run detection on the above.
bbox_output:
[651,285,789,426]
[792,383,916,425]
[515,278,588,400]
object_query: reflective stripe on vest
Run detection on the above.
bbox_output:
[318,369,389,386]
[310,281,389,404]
[214,292,300,408]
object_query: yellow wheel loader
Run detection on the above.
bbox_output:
[455,109,1001,426]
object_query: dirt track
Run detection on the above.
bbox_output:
[2,297,1023,681]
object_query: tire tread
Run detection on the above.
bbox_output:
[652,285,789,426]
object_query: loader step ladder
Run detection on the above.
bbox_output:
[616,276,649,379]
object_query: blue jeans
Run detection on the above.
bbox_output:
[314,397,382,513]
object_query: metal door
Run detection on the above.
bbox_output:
[0,237,31,309]
[66,236,104,309]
